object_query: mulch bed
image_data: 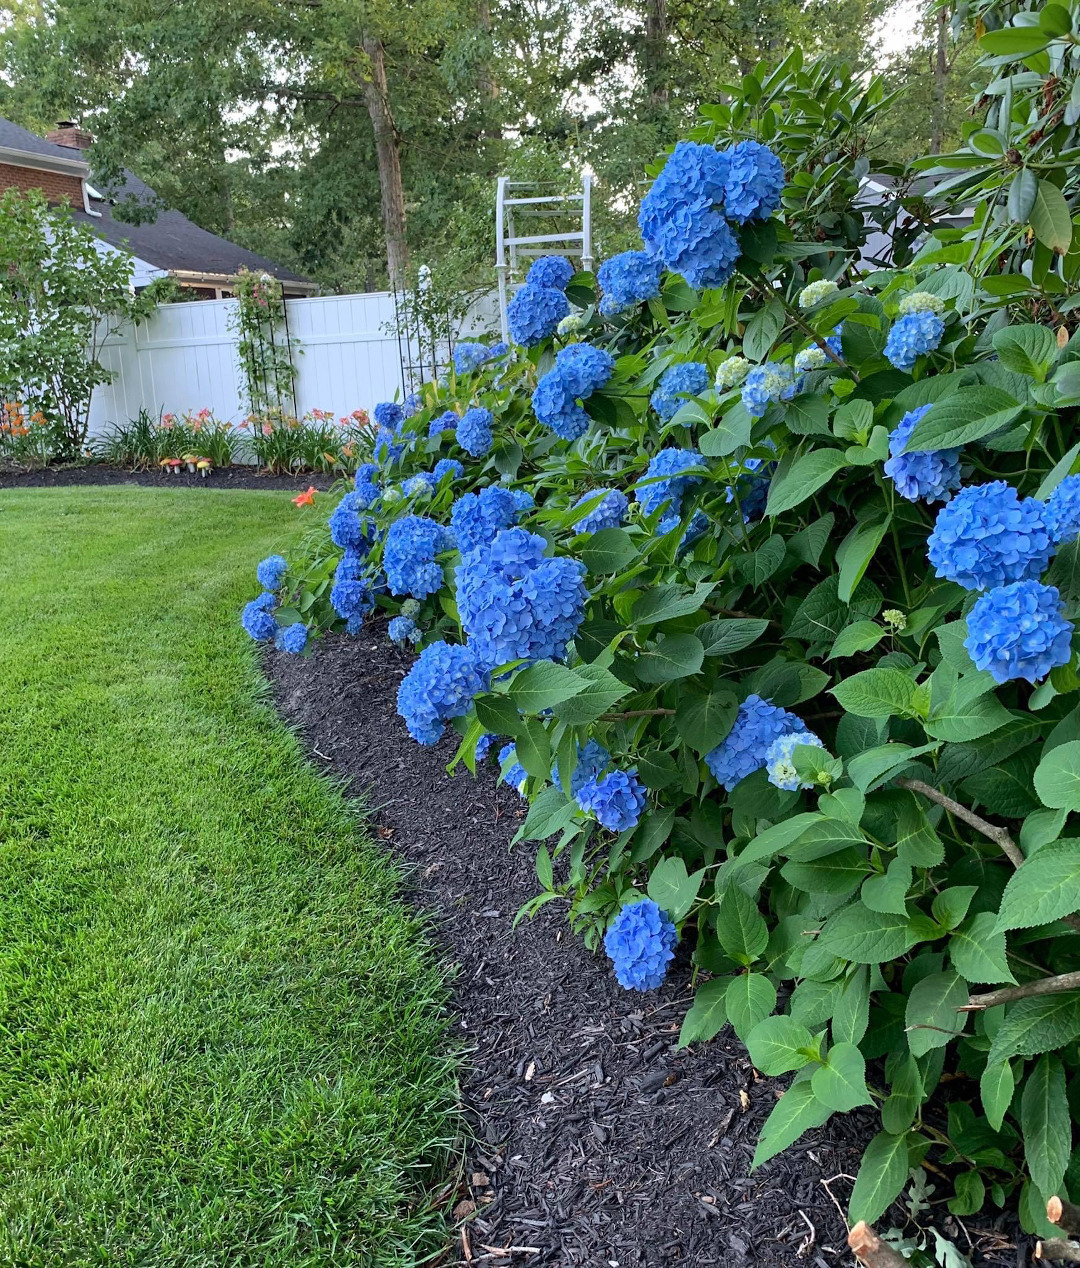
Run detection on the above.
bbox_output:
[0,463,338,491]
[268,624,1026,1268]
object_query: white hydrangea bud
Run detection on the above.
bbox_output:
[883,608,908,631]
[794,345,829,373]
[715,356,751,389]
[557,310,585,337]
[898,291,945,317]
[798,279,840,309]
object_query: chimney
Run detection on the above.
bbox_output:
[46,121,94,150]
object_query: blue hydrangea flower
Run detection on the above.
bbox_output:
[725,456,771,522]
[498,741,529,794]
[884,404,962,504]
[576,768,646,832]
[457,407,494,457]
[451,486,521,554]
[884,309,945,371]
[374,402,403,430]
[453,341,508,375]
[510,489,534,514]
[256,554,287,590]
[678,508,710,552]
[403,473,436,498]
[635,448,704,521]
[532,343,615,442]
[329,491,372,550]
[274,622,309,654]
[475,731,501,763]
[551,738,611,797]
[330,570,375,622]
[507,284,570,345]
[742,362,796,418]
[1044,474,1080,546]
[573,488,629,534]
[723,140,785,223]
[604,899,678,991]
[251,591,276,611]
[388,614,421,647]
[397,641,488,745]
[433,458,464,484]
[241,596,277,642]
[402,393,422,419]
[705,694,803,791]
[765,730,825,791]
[429,410,458,438]
[527,255,575,291]
[964,580,1074,684]
[638,141,741,290]
[354,462,381,508]
[384,515,454,600]
[373,426,405,465]
[597,250,663,315]
[651,362,710,422]
[457,527,588,670]
[927,481,1052,591]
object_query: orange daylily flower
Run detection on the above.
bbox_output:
[292,486,317,508]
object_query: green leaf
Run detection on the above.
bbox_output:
[811,1042,871,1112]
[981,1060,1015,1132]
[787,513,835,567]
[1021,1054,1071,1198]
[678,978,728,1047]
[580,527,638,574]
[835,516,891,604]
[988,993,1080,1064]
[751,1074,832,1169]
[675,687,737,754]
[746,1014,815,1075]
[902,386,1022,452]
[766,449,848,517]
[949,912,1016,985]
[632,581,714,626]
[647,856,704,923]
[1034,740,1080,810]
[732,534,785,587]
[831,668,917,719]
[508,661,588,713]
[828,620,885,661]
[925,675,1011,742]
[697,616,769,656]
[849,1130,911,1224]
[637,749,680,790]
[949,1171,986,1217]
[820,903,920,963]
[719,812,825,880]
[979,27,1052,56]
[931,885,977,931]
[634,633,705,683]
[1008,168,1039,226]
[725,972,777,1043]
[905,971,969,1057]
[1030,179,1073,255]
[518,785,578,842]
[993,325,1058,379]
[895,803,945,867]
[847,744,936,794]
[700,403,752,456]
[861,859,913,916]
[784,393,833,436]
[996,839,1080,931]
[782,848,870,895]
[833,966,871,1046]
[514,716,551,780]
[744,299,784,361]
[551,663,630,724]
[475,692,523,737]
[882,1054,924,1135]
[717,885,769,961]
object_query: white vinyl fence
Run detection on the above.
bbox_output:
[87,290,499,438]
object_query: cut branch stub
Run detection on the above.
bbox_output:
[1050,1196,1080,1238]
[848,1221,911,1268]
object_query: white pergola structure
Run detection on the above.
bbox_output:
[494,175,594,342]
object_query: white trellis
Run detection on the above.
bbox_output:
[494,175,594,342]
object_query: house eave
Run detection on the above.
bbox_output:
[0,145,90,177]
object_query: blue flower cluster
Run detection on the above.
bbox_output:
[403,473,435,498]
[429,410,458,438]
[511,489,534,513]
[726,456,771,522]
[453,342,508,375]
[384,515,454,600]
[330,554,375,623]
[1044,474,1080,545]
[274,622,308,654]
[374,402,403,430]
[765,730,824,791]
[927,481,1052,591]
[651,362,709,423]
[396,641,488,745]
[884,404,962,504]
[475,731,500,763]
[329,491,373,550]
[354,462,381,508]
[965,580,1074,684]
[742,362,796,418]
[256,554,287,590]
[793,331,842,374]
[551,738,611,797]
[635,448,703,530]
[241,593,277,642]
[572,488,629,534]
[451,486,523,553]
[402,392,422,419]
[604,899,677,991]
[457,527,588,670]
[638,141,741,290]
[527,256,575,291]
[532,343,615,442]
[723,140,786,223]
[507,283,570,346]
[388,614,421,647]
[576,768,647,832]
[597,250,663,315]
[498,742,529,793]
[457,407,494,457]
[884,308,945,371]
[705,694,806,790]
[433,458,464,484]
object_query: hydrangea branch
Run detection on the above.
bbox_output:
[598,708,677,721]
[1049,1196,1080,1239]
[1036,1239,1080,1264]
[745,277,858,381]
[848,1221,911,1268]
[961,972,1080,1013]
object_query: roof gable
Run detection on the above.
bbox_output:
[0,116,90,170]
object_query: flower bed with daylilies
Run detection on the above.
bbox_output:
[241,132,1080,1247]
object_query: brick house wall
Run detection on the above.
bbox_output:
[0,161,84,205]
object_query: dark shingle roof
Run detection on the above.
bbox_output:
[0,116,89,165]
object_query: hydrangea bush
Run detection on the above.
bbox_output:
[241,86,1080,1243]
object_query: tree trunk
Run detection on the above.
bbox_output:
[360,36,409,289]
[930,7,947,155]
[477,1,502,140]
[644,0,669,106]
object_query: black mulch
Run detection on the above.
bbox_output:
[268,624,1026,1268]
[0,463,338,491]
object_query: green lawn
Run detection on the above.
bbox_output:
[0,488,456,1267]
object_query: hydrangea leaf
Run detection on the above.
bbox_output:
[905,971,969,1057]
[551,663,629,724]
[833,966,871,1045]
[675,687,738,754]
[831,667,918,720]
[992,324,1058,380]
[632,581,715,626]
[647,856,704,923]
[507,662,589,713]
[766,448,848,517]
[716,884,769,962]
[1034,740,1080,810]
[751,1072,833,1169]
[861,859,913,916]
[781,847,870,896]
[1021,1054,1071,1198]
[987,993,1080,1064]
[730,535,786,587]
[827,620,885,661]
[634,633,704,683]
[697,617,769,656]
[746,1014,815,1075]
[995,839,1080,931]
[580,528,638,574]
[848,1130,913,1224]
[725,972,777,1043]
[901,385,1022,452]
[882,1053,925,1134]
[980,1060,1015,1132]
[836,515,891,604]
[811,1042,872,1112]
[948,912,1016,985]
[678,978,729,1048]
[819,902,921,963]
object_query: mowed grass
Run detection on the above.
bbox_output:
[0,489,457,1267]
